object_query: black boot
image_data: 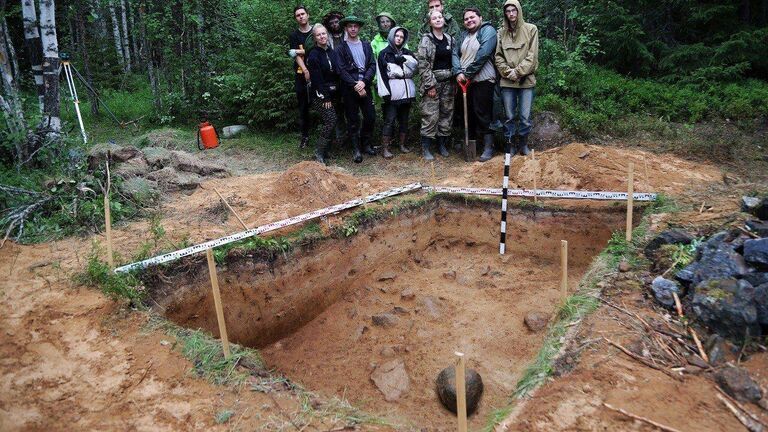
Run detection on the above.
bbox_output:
[479,134,494,162]
[398,132,411,153]
[421,136,435,161]
[351,136,363,163]
[437,136,449,157]
[518,134,531,156]
[314,136,328,165]
[362,136,376,155]
[300,135,310,149]
[381,136,394,159]
[504,136,515,154]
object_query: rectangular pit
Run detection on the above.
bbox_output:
[148,197,627,429]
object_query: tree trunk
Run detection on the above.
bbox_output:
[139,4,161,111]
[21,0,45,112]
[0,0,29,161]
[91,0,108,38]
[39,0,61,135]
[109,0,125,67]
[75,0,98,115]
[2,18,20,91]
[120,0,131,71]
[128,0,139,67]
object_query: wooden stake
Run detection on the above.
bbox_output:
[206,249,231,358]
[104,154,114,269]
[672,292,683,317]
[561,240,568,297]
[717,394,766,432]
[672,292,709,363]
[643,156,650,190]
[455,352,468,432]
[212,187,248,230]
[431,160,437,186]
[532,149,538,204]
[626,162,635,242]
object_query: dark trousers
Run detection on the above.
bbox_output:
[382,102,411,137]
[457,80,495,140]
[312,97,338,140]
[295,76,311,138]
[342,86,376,141]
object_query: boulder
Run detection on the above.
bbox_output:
[528,111,565,147]
[372,313,399,328]
[524,311,551,332]
[370,359,410,401]
[680,235,749,286]
[742,196,768,221]
[742,196,761,213]
[170,150,229,177]
[436,365,484,415]
[691,279,761,339]
[756,283,768,327]
[651,276,682,309]
[143,146,173,168]
[113,157,150,179]
[644,229,696,258]
[746,220,768,238]
[222,125,248,138]
[744,272,768,287]
[715,366,763,403]
[744,238,768,267]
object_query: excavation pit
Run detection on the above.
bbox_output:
[148,197,630,429]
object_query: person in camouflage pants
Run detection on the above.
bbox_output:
[417,10,455,160]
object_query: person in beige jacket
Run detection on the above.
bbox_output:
[495,0,539,156]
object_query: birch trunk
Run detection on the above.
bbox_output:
[21,0,45,111]
[120,0,131,70]
[109,0,125,67]
[91,0,108,38]
[2,18,20,90]
[0,0,29,160]
[39,0,61,135]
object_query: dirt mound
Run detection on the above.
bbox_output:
[455,143,722,194]
[273,161,364,207]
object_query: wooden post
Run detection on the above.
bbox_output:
[532,149,538,204]
[626,162,634,243]
[212,187,248,230]
[431,160,437,186]
[643,156,650,190]
[455,352,468,432]
[561,240,568,297]
[206,249,231,358]
[104,155,114,269]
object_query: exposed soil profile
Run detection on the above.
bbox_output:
[151,199,628,429]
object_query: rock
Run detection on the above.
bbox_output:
[372,313,399,328]
[118,177,158,201]
[651,276,682,309]
[419,296,442,319]
[380,346,396,357]
[746,220,768,237]
[113,157,150,179]
[756,283,768,327]
[744,272,768,287]
[400,288,415,300]
[170,150,229,177]
[715,366,763,403]
[742,196,761,213]
[684,235,749,286]
[143,146,173,167]
[370,359,410,401]
[644,229,696,258]
[618,260,631,272]
[222,125,248,138]
[705,335,733,366]
[443,270,456,280]
[392,306,409,315]
[742,196,768,220]
[436,366,484,416]
[529,111,564,147]
[378,272,397,282]
[524,311,551,332]
[675,266,696,286]
[685,354,709,369]
[146,167,203,190]
[691,279,761,339]
[353,325,369,341]
[744,238,768,267]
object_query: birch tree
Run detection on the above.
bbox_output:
[120,0,131,70]
[39,0,61,135]
[21,0,44,111]
[108,0,125,68]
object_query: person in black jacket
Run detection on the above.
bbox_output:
[306,24,341,165]
[336,16,377,163]
[287,5,313,149]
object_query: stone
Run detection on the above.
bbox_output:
[353,325,369,341]
[686,236,749,286]
[746,220,768,237]
[744,272,768,287]
[118,177,158,201]
[419,296,442,319]
[143,146,173,167]
[651,276,682,309]
[715,366,763,403]
[392,306,409,315]
[742,196,761,213]
[618,260,631,272]
[644,229,696,258]
[400,288,415,300]
[170,150,229,177]
[380,346,396,357]
[222,125,248,138]
[113,157,150,179]
[685,354,709,369]
[372,313,399,328]
[370,359,410,401]
[756,283,768,327]
[524,311,551,332]
[742,196,768,220]
[529,111,565,147]
[443,270,456,280]
[378,272,397,282]
[691,279,761,339]
[705,335,733,366]
[435,366,484,416]
[744,238,768,267]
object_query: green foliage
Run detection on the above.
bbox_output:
[214,409,235,424]
[74,242,145,301]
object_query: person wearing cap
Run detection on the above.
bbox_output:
[495,0,538,156]
[376,26,418,158]
[287,5,313,149]
[336,16,377,163]
[419,0,460,38]
[322,11,345,49]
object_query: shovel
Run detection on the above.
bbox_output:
[458,79,475,162]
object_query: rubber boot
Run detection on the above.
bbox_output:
[398,132,411,153]
[504,136,515,154]
[437,136,449,157]
[300,135,310,149]
[351,136,363,163]
[381,136,394,159]
[314,136,328,165]
[518,134,531,156]
[362,136,376,155]
[421,136,435,161]
[479,134,494,162]
[453,137,462,151]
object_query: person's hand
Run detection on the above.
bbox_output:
[354,80,365,92]
[295,49,305,56]
[323,101,332,109]
[303,69,310,81]
[357,88,367,97]
[427,87,437,98]
[456,73,467,83]
[507,69,518,81]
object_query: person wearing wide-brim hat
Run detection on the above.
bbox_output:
[336,15,377,163]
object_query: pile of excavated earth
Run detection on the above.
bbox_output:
[2,142,767,431]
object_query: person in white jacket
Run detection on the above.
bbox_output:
[376,26,418,159]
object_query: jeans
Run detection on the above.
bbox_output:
[382,102,411,137]
[501,87,535,139]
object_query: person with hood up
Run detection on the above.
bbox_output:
[371,12,400,117]
[417,9,455,160]
[495,0,539,156]
[452,7,498,162]
[322,11,345,49]
[306,24,341,164]
[419,0,460,37]
[376,27,418,158]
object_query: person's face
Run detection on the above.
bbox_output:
[429,12,445,30]
[294,8,308,26]
[379,16,393,32]
[314,27,329,46]
[328,17,340,32]
[463,11,480,31]
[346,23,360,38]
[394,29,405,47]
[505,6,518,24]
[428,0,443,13]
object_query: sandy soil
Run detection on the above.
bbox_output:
[1,143,763,431]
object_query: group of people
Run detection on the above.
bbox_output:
[288,0,539,165]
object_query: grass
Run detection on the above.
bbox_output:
[73,241,146,302]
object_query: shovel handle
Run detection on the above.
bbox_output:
[458,79,470,94]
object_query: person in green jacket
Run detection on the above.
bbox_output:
[495,0,539,156]
[372,12,397,110]
[419,0,460,37]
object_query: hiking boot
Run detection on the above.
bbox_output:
[398,132,410,153]
[300,135,310,149]
[421,136,435,161]
[479,134,494,162]
[351,136,363,163]
[314,136,329,165]
[437,136,449,157]
[518,135,531,156]
[381,136,394,159]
